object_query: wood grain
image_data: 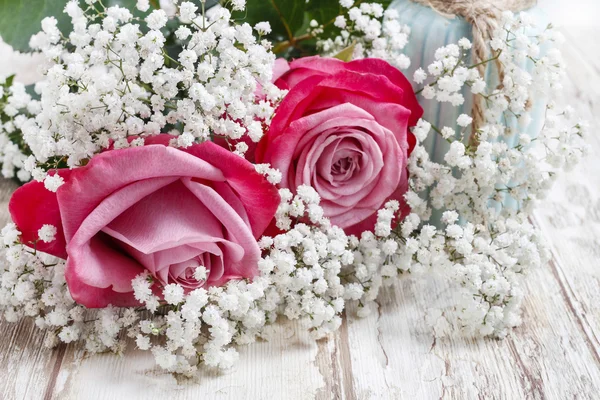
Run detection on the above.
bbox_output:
[48,321,331,400]
[2,1,600,398]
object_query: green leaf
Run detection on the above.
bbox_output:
[306,0,340,27]
[333,41,356,62]
[0,0,71,52]
[227,0,307,42]
[0,0,149,53]
[3,74,15,88]
[203,0,219,9]
[25,83,41,100]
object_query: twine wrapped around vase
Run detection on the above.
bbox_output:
[410,0,537,144]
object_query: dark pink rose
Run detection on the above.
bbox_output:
[256,56,423,235]
[10,135,279,308]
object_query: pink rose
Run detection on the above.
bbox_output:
[272,57,291,82]
[10,135,279,308]
[256,56,423,235]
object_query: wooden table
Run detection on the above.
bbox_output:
[1,1,600,398]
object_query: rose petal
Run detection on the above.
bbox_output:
[66,177,179,302]
[58,145,227,243]
[65,260,140,307]
[184,141,280,238]
[344,58,423,127]
[272,58,291,82]
[256,74,328,161]
[342,160,410,236]
[65,232,144,307]
[9,170,72,258]
[269,56,422,159]
[264,103,402,217]
[264,103,378,184]
[182,178,260,279]
[102,179,223,255]
[276,56,423,126]
[276,56,345,89]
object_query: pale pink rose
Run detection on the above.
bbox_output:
[256,56,423,234]
[272,57,291,81]
[10,135,280,308]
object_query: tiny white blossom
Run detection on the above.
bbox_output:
[136,334,152,350]
[146,10,168,30]
[457,114,473,127]
[441,126,455,140]
[340,0,354,8]
[458,38,472,49]
[334,16,347,29]
[255,22,271,35]
[413,68,427,84]
[136,0,150,12]
[44,174,64,192]
[58,326,80,343]
[194,266,208,282]
[230,0,246,11]
[163,284,185,305]
[38,224,57,243]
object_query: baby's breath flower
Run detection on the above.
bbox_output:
[456,114,473,127]
[146,10,168,30]
[163,284,184,305]
[38,225,57,243]
[413,68,427,84]
[193,266,208,282]
[254,22,271,35]
[136,0,150,12]
[43,174,64,192]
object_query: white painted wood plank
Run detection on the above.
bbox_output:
[343,263,600,400]
[47,320,336,400]
[0,320,65,400]
[530,0,600,367]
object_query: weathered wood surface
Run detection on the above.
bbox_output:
[2,1,600,398]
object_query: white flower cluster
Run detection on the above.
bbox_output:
[0,77,38,181]
[414,12,568,118]
[405,12,586,336]
[413,38,484,107]
[8,0,283,182]
[312,1,411,69]
[410,13,586,221]
[0,224,76,343]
